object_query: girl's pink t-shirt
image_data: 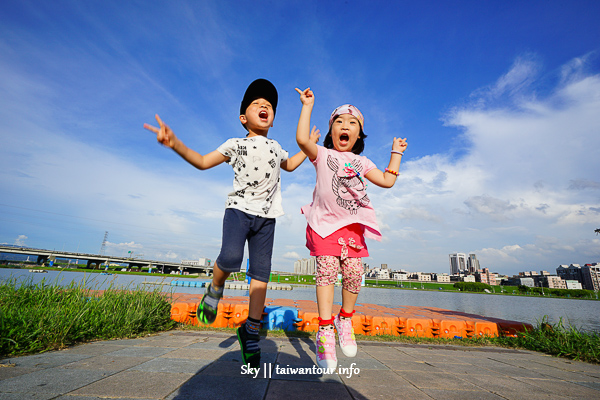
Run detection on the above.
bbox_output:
[301,145,382,251]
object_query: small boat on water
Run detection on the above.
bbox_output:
[28,269,48,273]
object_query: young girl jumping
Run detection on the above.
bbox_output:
[295,87,407,369]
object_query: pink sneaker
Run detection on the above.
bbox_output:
[334,314,357,357]
[315,328,337,370]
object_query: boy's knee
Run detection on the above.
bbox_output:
[216,252,243,272]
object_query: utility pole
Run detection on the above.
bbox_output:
[100,231,108,255]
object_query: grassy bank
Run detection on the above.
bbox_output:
[0,276,176,357]
[470,318,600,364]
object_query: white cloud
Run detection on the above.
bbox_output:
[105,241,144,250]
[282,251,301,260]
[14,235,28,246]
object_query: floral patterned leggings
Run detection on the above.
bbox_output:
[315,255,364,294]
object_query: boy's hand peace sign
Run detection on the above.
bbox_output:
[144,114,177,149]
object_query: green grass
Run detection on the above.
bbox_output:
[480,317,600,364]
[0,276,176,357]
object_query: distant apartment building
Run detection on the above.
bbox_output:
[504,276,535,287]
[181,257,212,267]
[581,263,600,291]
[449,253,467,275]
[556,264,582,282]
[293,257,316,275]
[542,275,567,289]
[475,268,498,286]
[381,263,388,269]
[450,274,476,283]
[566,280,583,290]
[367,268,390,279]
[520,271,540,277]
[435,273,451,283]
[414,272,431,282]
[519,277,535,287]
[555,263,599,290]
[467,253,481,273]
[392,272,409,281]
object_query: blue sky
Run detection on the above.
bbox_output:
[1,0,599,276]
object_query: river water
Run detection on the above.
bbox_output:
[2,268,599,332]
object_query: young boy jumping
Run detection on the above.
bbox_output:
[144,79,319,368]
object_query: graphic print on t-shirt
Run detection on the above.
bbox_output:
[222,137,285,216]
[327,155,370,215]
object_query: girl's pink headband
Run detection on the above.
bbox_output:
[328,104,364,130]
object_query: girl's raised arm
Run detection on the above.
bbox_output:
[365,137,408,188]
[295,88,319,161]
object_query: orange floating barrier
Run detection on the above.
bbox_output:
[496,320,533,337]
[474,320,499,337]
[228,303,250,328]
[168,297,532,340]
[432,318,469,339]
[370,315,396,336]
[402,317,433,337]
[296,310,320,332]
[170,301,196,324]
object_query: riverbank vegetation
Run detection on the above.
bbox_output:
[1,277,598,364]
[472,318,600,364]
[0,276,176,357]
[453,282,492,292]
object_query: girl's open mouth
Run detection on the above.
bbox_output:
[340,134,349,143]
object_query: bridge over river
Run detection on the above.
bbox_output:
[0,245,212,275]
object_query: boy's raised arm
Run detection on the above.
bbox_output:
[144,114,228,170]
[295,88,319,161]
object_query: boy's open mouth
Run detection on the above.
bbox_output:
[259,110,269,120]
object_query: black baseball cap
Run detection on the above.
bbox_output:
[240,78,278,116]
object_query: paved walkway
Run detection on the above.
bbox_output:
[1,330,599,399]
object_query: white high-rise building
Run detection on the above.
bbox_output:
[294,257,316,275]
[449,253,467,275]
[467,253,480,273]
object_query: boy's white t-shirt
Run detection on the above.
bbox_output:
[217,136,289,218]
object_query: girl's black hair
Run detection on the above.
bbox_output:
[323,116,367,155]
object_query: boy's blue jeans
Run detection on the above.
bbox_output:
[215,208,275,282]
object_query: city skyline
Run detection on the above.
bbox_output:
[1,1,599,276]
